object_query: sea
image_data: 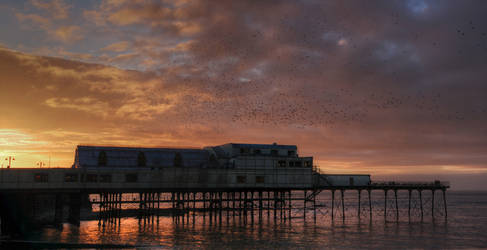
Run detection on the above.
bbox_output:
[1,190,486,249]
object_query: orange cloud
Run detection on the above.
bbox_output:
[15,13,50,29]
[30,0,71,19]
[50,25,83,43]
[15,4,80,44]
[45,97,110,117]
[101,41,131,52]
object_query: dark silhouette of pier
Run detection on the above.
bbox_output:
[0,167,449,235]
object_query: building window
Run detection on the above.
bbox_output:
[271,149,278,156]
[126,173,138,183]
[34,173,49,183]
[304,161,312,167]
[237,176,246,184]
[254,149,261,155]
[289,161,294,167]
[100,174,112,183]
[98,151,107,166]
[174,152,183,167]
[278,160,286,167]
[137,151,146,167]
[86,174,97,182]
[256,176,265,184]
[240,148,250,154]
[64,173,78,182]
[294,161,302,167]
[288,150,295,156]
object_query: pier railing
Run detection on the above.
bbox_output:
[370,181,450,188]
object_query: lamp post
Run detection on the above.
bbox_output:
[5,156,15,169]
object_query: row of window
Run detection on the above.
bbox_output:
[96,151,185,167]
[277,160,312,168]
[239,148,296,156]
[98,151,148,167]
[236,176,265,184]
[34,173,138,183]
[33,173,267,184]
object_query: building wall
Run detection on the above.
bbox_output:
[74,146,209,168]
[75,144,312,170]
[0,168,314,191]
[232,156,313,169]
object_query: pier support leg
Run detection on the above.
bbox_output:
[408,189,411,220]
[120,193,123,223]
[368,189,372,221]
[250,192,254,223]
[193,192,196,221]
[341,189,345,222]
[432,189,435,221]
[267,191,270,219]
[203,192,207,220]
[98,193,102,225]
[54,194,64,226]
[68,193,81,226]
[273,191,277,220]
[303,190,307,219]
[395,189,399,222]
[358,190,361,221]
[331,190,335,221]
[219,192,223,223]
[280,192,283,220]
[443,189,447,219]
[258,191,263,221]
[312,191,316,221]
[289,191,292,221]
[244,191,248,219]
[384,189,388,221]
[232,192,236,217]
[208,192,213,223]
[226,192,230,221]
[419,190,423,222]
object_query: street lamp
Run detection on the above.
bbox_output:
[4,156,15,169]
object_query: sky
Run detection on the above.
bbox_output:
[0,0,486,190]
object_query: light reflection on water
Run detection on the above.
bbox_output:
[18,191,487,248]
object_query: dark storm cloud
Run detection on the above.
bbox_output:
[105,0,487,169]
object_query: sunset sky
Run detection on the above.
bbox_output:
[0,0,486,189]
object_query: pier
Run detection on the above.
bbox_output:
[0,167,449,235]
[0,143,449,235]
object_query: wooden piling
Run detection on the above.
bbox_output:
[419,190,423,221]
[394,189,399,221]
[443,189,447,219]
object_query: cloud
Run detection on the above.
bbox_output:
[50,25,83,43]
[45,97,110,117]
[15,3,81,44]
[0,129,47,148]
[30,0,71,19]
[15,13,50,29]
[101,41,131,52]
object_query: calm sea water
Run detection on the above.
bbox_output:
[6,190,487,249]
